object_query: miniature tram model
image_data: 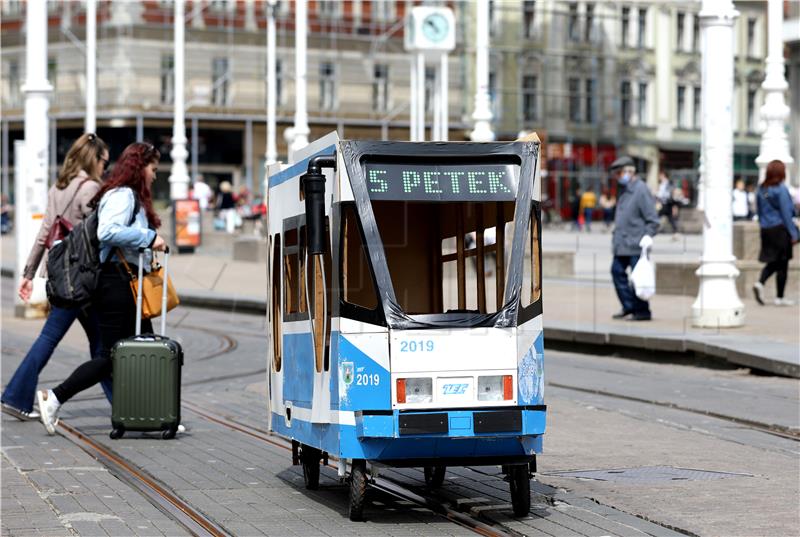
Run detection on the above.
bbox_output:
[266,133,546,520]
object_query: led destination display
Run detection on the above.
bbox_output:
[364,162,519,201]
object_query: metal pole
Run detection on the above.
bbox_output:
[432,65,441,141]
[416,52,425,141]
[440,52,449,141]
[265,0,278,165]
[191,115,199,183]
[289,0,310,161]
[755,0,794,184]
[18,0,52,317]
[136,114,144,142]
[86,0,97,133]
[691,0,744,328]
[470,0,494,142]
[409,58,417,141]
[169,0,190,200]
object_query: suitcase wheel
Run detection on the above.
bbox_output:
[109,427,125,440]
[161,427,177,440]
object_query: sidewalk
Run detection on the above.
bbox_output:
[2,226,798,378]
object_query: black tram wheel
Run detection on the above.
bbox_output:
[509,464,531,517]
[423,465,446,488]
[348,460,368,521]
[301,445,321,490]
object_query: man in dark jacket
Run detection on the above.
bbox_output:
[609,156,660,321]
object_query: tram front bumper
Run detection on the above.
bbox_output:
[354,407,546,439]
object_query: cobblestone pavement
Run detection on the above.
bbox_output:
[3,295,798,536]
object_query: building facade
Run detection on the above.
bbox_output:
[1,0,779,218]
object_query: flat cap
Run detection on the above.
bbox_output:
[609,156,635,171]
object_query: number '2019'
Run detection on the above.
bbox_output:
[400,340,434,352]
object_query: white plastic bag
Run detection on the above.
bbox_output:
[631,246,656,300]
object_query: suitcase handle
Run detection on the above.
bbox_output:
[136,246,171,336]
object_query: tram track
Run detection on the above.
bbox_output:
[547,381,800,441]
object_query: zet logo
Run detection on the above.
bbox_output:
[442,383,468,395]
[342,362,354,385]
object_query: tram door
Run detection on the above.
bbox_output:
[516,204,545,407]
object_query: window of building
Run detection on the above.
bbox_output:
[209,0,235,13]
[373,64,389,112]
[585,78,596,124]
[276,59,283,105]
[373,0,394,21]
[424,66,436,114]
[693,86,701,129]
[568,3,579,41]
[637,8,647,48]
[621,80,632,125]
[48,57,57,91]
[621,7,630,48]
[677,84,686,128]
[747,89,757,132]
[488,0,496,37]
[747,18,756,57]
[522,75,538,122]
[523,0,536,39]
[160,54,174,105]
[676,12,685,51]
[5,59,20,106]
[3,0,22,15]
[319,62,336,111]
[638,82,647,126]
[693,14,700,51]
[569,77,581,122]
[584,3,594,42]
[211,57,229,106]
[318,0,339,17]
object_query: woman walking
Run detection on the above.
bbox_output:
[753,160,799,307]
[1,134,111,420]
[36,143,167,434]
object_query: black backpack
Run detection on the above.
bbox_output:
[45,192,139,308]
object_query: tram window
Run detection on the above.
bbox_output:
[308,218,332,373]
[521,205,542,307]
[342,204,379,310]
[271,234,282,371]
[283,228,300,315]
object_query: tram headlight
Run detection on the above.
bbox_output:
[478,375,514,401]
[397,377,433,404]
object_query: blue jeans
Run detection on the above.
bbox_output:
[611,255,651,316]
[2,305,112,412]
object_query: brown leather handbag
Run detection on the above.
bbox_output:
[117,249,179,320]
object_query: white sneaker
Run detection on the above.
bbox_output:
[36,390,61,436]
[753,282,765,305]
[774,298,796,306]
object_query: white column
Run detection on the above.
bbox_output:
[289,0,310,162]
[265,0,278,166]
[470,0,494,142]
[17,0,52,317]
[440,52,449,141]
[169,0,190,200]
[85,0,97,133]
[755,0,793,183]
[655,6,672,141]
[409,58,417,141]
[416,52,425,141]
[692,0,744,328]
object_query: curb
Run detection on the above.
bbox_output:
[2,266,796,378]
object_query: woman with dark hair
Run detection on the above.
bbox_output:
[2,133,111,421]
[36,143,167,434]
[753,160,799,307]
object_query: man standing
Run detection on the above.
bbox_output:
[609,156,659,321]
[191,175,212,212]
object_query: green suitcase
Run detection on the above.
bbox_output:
[110,248,182,439]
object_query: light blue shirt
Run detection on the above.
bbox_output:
[97,187,157,271]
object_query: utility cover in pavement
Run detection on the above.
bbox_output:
[542,465,750,483]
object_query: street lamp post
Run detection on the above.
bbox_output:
[755,0,794,182]
[288,0,309,162]
[470,0,494,142]
[169,0,190,200]
[265,0,278,167]
[86,0,96,133]
[691,0,744,328]
[16,0,52,317]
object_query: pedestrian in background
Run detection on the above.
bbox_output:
[579,188,597,232]
[217,180,237,234]
[609,156,659,321]
[753,160,799,307]
[656,172,679,236]
[732,179,750,221]
[2,133,112,421]
[191,175,212,212]
[571,187,583,231]
[599,188,615,230]
[36,142,168,434]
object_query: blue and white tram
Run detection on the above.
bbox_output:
[266,133,546,520]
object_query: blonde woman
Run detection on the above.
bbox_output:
[2,133,112,420]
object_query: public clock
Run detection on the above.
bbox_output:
[422,13,450,44]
